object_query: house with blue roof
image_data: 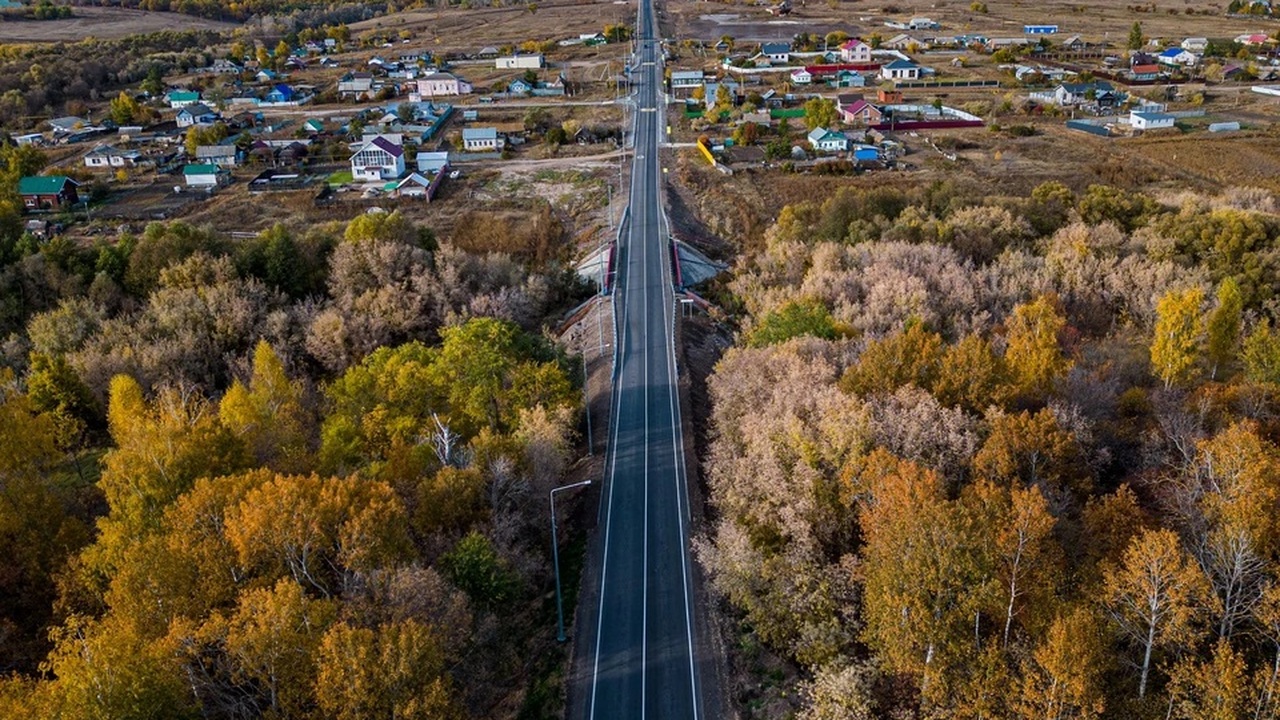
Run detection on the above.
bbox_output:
[1157,47,1198,67]
[264,84,295,103]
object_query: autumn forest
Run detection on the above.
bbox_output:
[701,180,1280,719]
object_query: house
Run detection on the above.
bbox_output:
[881,59,921,81]
[1236,33,1271,46]
[877,88,904,103]
[579,32,608,46]
[496,54,544,69]
[176,103,218,128]
[760,42,791,64]
[277,142,308,167]
[908,17,939,30]
[790,68,813,84]
[417,73,473,97]
[671,70,704,90]
[18,176,78,210]
[320,57,341,68]
[264,84,295,103]
[338,72,375,99]
[853,145,881,162]
[477,46,500,58]
[400,50,429,64]
[208,59,243,74]
[1024,24,1059,35]
[884,33,927,50]
[393,172,438,199]
[839,97,883,125]
[508,77,534,95]
[47,116,88,135]
[1158,47,1198,67]
[462,127,501,151]
[166,90,200,108]
[182,163,225,188]
[349,136,405,181]
[84,145,140,168]
[838,38,872,63]
[1130,110,1175,130]
[807,127,849,153]
[1130,64,1162,81]
[1035,81,1116,106]
[416,151,449,174]
[1182,37,1209,52]
[302,118,325,134]
[195,144,239,167]
[255,69,278,83]
[834,70,867,88]
[1060,34,1085,50]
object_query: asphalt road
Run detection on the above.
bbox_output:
[572,0,706,716]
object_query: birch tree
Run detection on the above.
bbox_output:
[1102,528,1210,699]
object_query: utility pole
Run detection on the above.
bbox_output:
[550,479,593,643]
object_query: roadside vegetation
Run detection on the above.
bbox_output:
[700,180,1280,719]
[0,207,593,718]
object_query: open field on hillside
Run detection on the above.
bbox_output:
[662,0,1279,42]
[0,6,237,42]
[351,0,635,54]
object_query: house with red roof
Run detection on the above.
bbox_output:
[839,38,872,63]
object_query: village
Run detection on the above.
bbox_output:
[11,0,1280,240]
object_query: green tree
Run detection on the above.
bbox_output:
[1128,21,1145,50]
[108,91,143,125]
[746,299,837,347]
[439,531,519,609]
[804,96,837,131]
[1243,320,1280,384]
[1151,287,1205,388]
[1206,278,1243,380]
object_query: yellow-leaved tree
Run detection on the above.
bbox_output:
[1151,287,1205,388]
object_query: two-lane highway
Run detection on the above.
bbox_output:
[573,0,706,716]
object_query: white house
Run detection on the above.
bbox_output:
[394,172,436,198]
[761,42,791,64]
[349,135,406,181]
[880,59,921,81]
[790,68,813,84]
[416,151,449,174]
[496,54,544,69]
[1181,37,1209,52]
[84,145,140,168]
[1157,47,1198,67]
[462,127,501,151]
[1130,110,1175,130]
[182,164,223,188]
[416,72,473,97]
[176,103,218,128]
[671,70,704,92]
[807,127,849,153]
[838,39,872,63]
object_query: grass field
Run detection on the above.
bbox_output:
[0,6,237,42]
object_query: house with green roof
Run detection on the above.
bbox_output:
[166,90,201,109]
[17,176,78,211]
[183,164,225,188]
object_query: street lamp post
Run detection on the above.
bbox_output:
[550,479,593,643]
